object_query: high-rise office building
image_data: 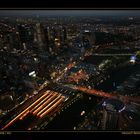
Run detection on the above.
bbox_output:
[101,99,124,130]
[17,24,34,49]
[60,26,67,43]
[43,26,55,52]
[34,23,45,46]
[6,32,21,50]
[81,30,96,46]
[43,27,49,45]
[17,24,28,43]
[101,107,119,130]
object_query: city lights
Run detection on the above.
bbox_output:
[0,10,140,132]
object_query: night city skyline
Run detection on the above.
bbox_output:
[0,10,140,133]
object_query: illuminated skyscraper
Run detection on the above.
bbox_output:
[43,26,55,52]
[34,23,45,47]
[60,26,67,43]
[17,24,34,49]
[44,27,49,44]
[81,30,96,46]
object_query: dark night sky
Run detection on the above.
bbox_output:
[0,10,140,17]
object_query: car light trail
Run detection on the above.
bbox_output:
[37,94,62,116]
[30,92,53,113]
[39,97,64,118]
[32,93,58,115]
[18,91,51,119]
[19,110,30,120]
[1,90,50,130]
[73,86,116,98]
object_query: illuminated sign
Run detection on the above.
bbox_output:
[130,56,136,60]
[130,56,136,63]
